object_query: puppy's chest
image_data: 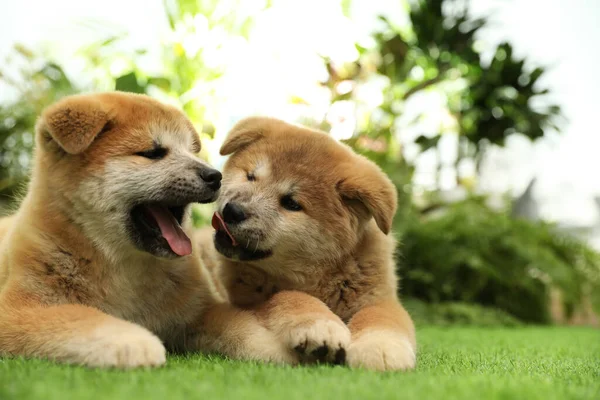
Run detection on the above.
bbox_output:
[226,266,281,307]
[226,263,374,321]
[40,254,199,332]
[311,266,375,321]
[38,250,101,305]
[97,266,201,331]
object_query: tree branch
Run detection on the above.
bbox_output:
[403,74,445,100]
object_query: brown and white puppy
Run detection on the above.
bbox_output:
[0,93,297,368]
[208,117,416,371]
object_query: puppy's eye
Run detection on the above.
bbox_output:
[280,195,302,211]
[136,147,168,160]
[247,172,256,181]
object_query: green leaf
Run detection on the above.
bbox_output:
[147,77,171,91]
[115,72,146,94]
[13,43,34,60]
[415,134,442,151]
[341,0,352,17]
[98,35,121,48]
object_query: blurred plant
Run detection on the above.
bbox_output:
[398,197,600,323]
[84,0,269,130]
[403,298,524,327]
[0,46,79,207]
[321,0,562,188]
[77,0,271,150]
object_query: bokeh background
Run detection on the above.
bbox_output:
[1,0,599,327]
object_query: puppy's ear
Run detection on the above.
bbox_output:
[220,117,273,156]
[337,162,397,234]
[37,95,111,154]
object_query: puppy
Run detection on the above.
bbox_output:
[0,93,297,368]
[208,117,416,371]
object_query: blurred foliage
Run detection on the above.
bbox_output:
[407,0,561,149]
[398,197,600,323]
[321,0,561,185]
[77,0,269,142]
[0,0,597,324]
[404,298,524,327]
[0,47,79,202]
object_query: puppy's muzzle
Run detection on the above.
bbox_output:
[199,167,222,191]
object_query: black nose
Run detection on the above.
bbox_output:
[199,168,222,190]
[223,202,247,224]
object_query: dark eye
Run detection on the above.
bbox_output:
[136,147,168,160]
[247,172,256,181]
[280,195,302,211]
[99,120,113,135]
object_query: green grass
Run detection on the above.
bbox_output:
[1,327,599,400]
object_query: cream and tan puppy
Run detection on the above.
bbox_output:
[207,117,417,371]
[0,93,301,368]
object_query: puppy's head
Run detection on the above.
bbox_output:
[36,92,221,259]
[213,117,396,266]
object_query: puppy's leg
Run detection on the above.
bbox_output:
[256,291,351,365]
[346,299,416,371]
[190,302,298,365]
[0,303,166,368]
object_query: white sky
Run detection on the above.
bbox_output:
[1,0,600,226]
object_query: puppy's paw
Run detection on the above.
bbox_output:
[286,317,351,365]
[249,340,300,366]
[82,323,167,369]
[347,330,415,371]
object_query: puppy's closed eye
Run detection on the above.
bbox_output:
[135,147,168,160]
[280,195,302,212]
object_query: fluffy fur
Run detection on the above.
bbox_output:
[0,93,299,368]
[204,117,417,371]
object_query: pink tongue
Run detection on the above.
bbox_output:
[212,212,238,246]
[146,205,192,256]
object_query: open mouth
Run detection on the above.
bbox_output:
[211,212,272,261]
[130,203,191,257]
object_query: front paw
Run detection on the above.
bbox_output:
[241,330,300,365]
[347,330,416,371]
[285,317,351,365]
[83,322,167,369]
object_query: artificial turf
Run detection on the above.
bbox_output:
[1,326,599,400]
